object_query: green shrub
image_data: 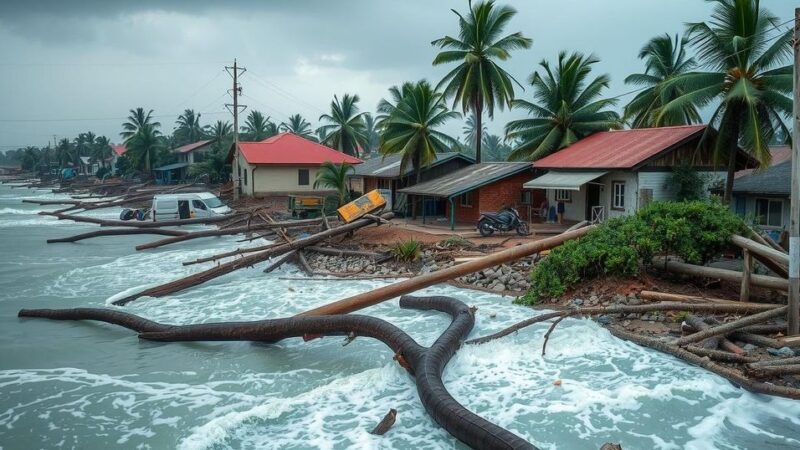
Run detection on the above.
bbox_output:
[390,239,421,262]
[519,200,746,305]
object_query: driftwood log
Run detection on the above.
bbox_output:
[47,228,188,243]
[112,212,394,306]
[18,295,538,450]
[42,211,237,228]
[653,257,789,291]
[298,225,597,317]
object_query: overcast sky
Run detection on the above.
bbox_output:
[0,0,793,151]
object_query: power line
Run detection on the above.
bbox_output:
[244,69,327,117]
[0,61,228,68]
[0,111,228,123]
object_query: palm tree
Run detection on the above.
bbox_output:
[462,112,488,151]
[313,161,354,206]
[125,123,162,172]
[362,113,380,156]
[624,34,701,128]
[174,109,205,145]
[120,108,160,142]
[431,0,532,163]
[55,138,72,168]
[658,0,792,203]
[279,114,316,140]
[378,80,460,184]
[92,135,112,168]
[317,94,368,158]
[482,134,512,161]
[241,111,278,141]
[505,52,621,161]
[205,120,233,152]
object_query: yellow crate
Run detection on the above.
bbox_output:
[337,190,387,223]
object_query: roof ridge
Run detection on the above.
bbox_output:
[608,124,706,132]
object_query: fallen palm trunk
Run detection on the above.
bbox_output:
[182,242,282,266]
[298,225,597,317]
[305,246,385,258]
[112,212,393,306]
[685,346,759,363]
[730,235,789,277]
[42,211,237,228]
[136,226,278,251]
[639,290,782,307]
[465,302,781,345]
[745,364,800,379]
[739,324,787,334]
[609,327,800,400]
[684,315,745,354]
[653,257,789,291]
[19,296,538,450]
[673,307,788,347]
[263,250,298,274]
[749,356,800,367]
[47,228,188,243]
[136,217,337,250]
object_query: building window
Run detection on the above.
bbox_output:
[612,182,625,210]
[243,168,248,185]
[237,164,241,178]
[555,189,571,202]
[377,178,392,190]
[460,191,473,207]
[521,190,532,204]
[298,169,309,186]
[755,198,783,227]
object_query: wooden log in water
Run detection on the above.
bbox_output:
[112,212,394,306]
[42,211,237,228]
[298,225,597,317]
[47,228,188,243]
[685,315,745,354]
[673,307,789,347]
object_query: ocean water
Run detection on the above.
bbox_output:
[0,183,798,450]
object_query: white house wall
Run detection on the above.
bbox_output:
[638,171,726,203]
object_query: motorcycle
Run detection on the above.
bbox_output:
[477,207,529,237]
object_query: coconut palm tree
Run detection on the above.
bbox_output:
[279,114,316,140]
[121,108,160,142]
[624,34,701,128]
[378,80,460,184]
[462,112,488,151]
[205,120,233,152]
[362,113,380,156]
[482,134,512,161]
[125,123,162,173]
[313,161,354,206]
[55,138,72,168]
[658,0,792,203]
[317,94,368,158]
[431,0,532,163]
[174,109,205,145]
[241,110,278,141]
[505,52,621,161]
[92,135,112,168]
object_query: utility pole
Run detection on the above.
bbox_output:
[225,59,247,200]
[790,7,800,336]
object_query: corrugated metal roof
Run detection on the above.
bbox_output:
[524,170,607,190]
[736,146,792,178]
[398,162,532,198]
[174,140,214,153]
[111,144,127,156]
[236,133,362,165]
[732,160,791,196]
[352,152,472,178]
[534,125,707,169]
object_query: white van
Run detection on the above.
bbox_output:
[151,192,232,221]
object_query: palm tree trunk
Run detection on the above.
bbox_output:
[474,101,483,164]
[723,121,741,205]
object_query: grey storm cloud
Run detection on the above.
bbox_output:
[0,0,793,150]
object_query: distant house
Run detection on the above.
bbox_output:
[349,152,474,211]
[523,125,757,223]
[398,162,534,229]
[110,144,127,173]
[730,160,792,242]
[78,156,100,176]
[174,140,216,165]
[227,132,362,198]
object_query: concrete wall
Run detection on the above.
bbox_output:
[252,166,322,194]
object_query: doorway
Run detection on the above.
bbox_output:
[585,184,601,221]
[178,200,191,219]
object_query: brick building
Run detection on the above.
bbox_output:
[398,162,534,229]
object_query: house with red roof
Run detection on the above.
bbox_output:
[110,144,128,174]
[227,132,362,198]
[523,125,757,223]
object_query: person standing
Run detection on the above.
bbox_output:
[557,200,565,224]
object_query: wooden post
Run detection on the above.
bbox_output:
[740,249,752,302]
[789,7,800,335]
